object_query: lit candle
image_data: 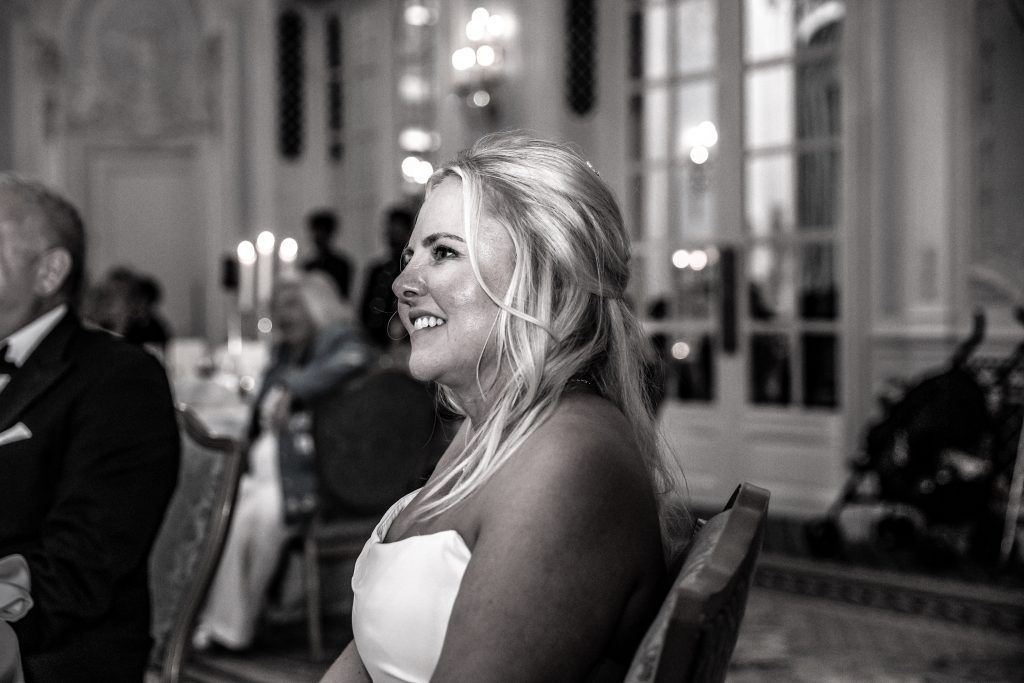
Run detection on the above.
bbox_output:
[237,240,256,312]
[256,230,276,306]
[279,237,298,275]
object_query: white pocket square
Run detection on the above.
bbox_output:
[0,422,32,447]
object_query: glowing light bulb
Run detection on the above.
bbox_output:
[278,237,298,263]
[237,240,256,265]
[256,231,275,255]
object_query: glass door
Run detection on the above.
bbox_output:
[628,0,846,510]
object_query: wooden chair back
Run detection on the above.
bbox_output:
[624,482,771,683]
[312,368,446,517]
[298,368,451,660]
[148,406,244,683]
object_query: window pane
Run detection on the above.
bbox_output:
[745,66,793,149]
[802,333,838,407]
[744,0,794,62]
[674,80,717,159]
[746,0,844,62]
[644,87,669,161]
[750,333,791,405]
[797,57,841,140]
[799,243,838,320]
[745,155,793,236]
[644,169,668,239]
[672,165,714,240]
[796,1,845,49]
[674,0,715,75]
[797,150,839,228]
[748,243,795,321]
[644,4,670,79]
[669,248,715,320]
[659,333,716,402]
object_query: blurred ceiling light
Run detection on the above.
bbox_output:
[403,3,437,26]
[696,120,718,147]
[476,44,496,67]
[452,46,476,71]
[402,156,435,185]
[451,5,511,113]
[399,128,440,153]
[486,14,506,38]
[466,18,486,41]
[401,156,421,178]
[672,341,691,360]
[470,90,491,107]
[690,249,709,271]
[398,74,431,103]
[412,159,434,184]
[257,317,273,334]
[672,249,691,269]
[690,145,710,165]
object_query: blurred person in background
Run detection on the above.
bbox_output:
[303,209,353,300]
[193,271,374,651]
[0,173,179,682]
[359,205,416,351]
[81,266,171,357]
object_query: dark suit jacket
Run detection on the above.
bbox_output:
[0,311,180,682]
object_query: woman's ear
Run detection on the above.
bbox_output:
[35,247,73,298]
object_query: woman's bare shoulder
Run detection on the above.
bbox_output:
[484,393,659,542]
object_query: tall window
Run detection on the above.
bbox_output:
[628,0,844,410]
[744,0,843,408]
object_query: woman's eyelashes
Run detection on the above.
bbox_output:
[400,243,460,271]
[430,243,460,261]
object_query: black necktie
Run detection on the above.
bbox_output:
[0,344,18,375]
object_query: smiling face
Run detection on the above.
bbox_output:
[392,178,515,401]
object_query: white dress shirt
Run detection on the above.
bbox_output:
[0,304,67,394]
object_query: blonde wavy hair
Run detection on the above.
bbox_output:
[415,131,689,556]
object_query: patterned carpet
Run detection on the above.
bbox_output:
[182,515,1024,682]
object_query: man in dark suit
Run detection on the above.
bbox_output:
[0,174,180,681]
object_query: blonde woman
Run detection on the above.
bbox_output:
[195,271,374,651]
[323,132,688,682]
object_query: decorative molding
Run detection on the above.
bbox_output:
[61,0,218,140]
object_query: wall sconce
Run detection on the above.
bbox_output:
[451,6,512,112]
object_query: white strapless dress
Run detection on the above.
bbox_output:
[351,489,472,683]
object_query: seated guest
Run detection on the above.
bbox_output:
[83,266,172,357]
[0,173,180,682]
[322,132,690,682]
[194,271,374,651]
[123,271,172,353]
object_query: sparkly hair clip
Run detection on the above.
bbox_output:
[585,160,601,177]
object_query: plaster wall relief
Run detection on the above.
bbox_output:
[63,0,218,140]
[971,0,1024,313]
